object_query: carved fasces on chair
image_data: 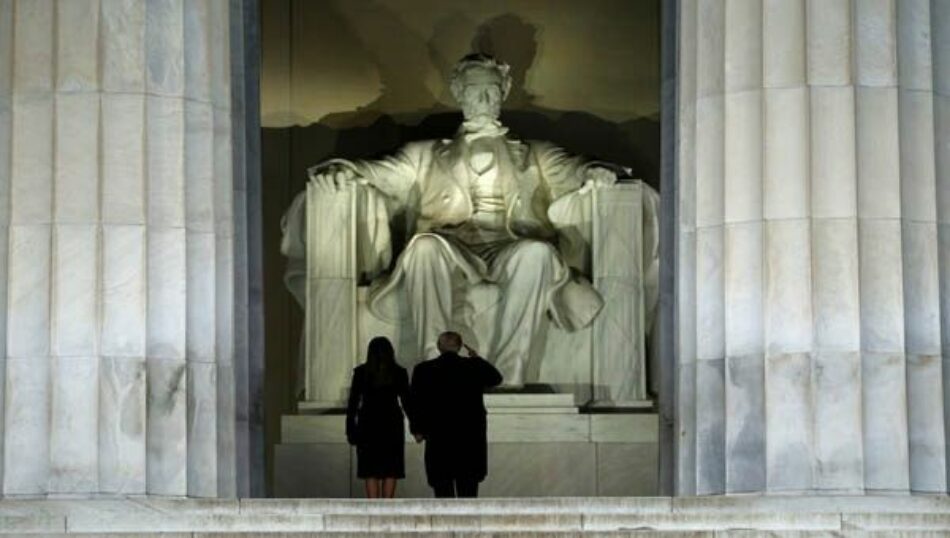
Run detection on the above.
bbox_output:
[305,182,357,403]
[591,183,653,405]
[548,181,659,405]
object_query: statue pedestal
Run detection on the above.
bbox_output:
[274,393,657,498]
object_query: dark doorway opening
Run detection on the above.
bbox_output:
[255,0,671,497]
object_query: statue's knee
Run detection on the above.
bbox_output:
[510,240,558,266]
[403,235,446,265]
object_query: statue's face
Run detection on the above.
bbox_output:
[457,67,504,122]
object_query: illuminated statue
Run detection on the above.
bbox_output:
[283,54,659,394]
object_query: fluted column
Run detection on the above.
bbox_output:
[0,0,238,497]
[678,0,950,494]
[0,0,12,497]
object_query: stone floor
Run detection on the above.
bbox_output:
[0,495,948,536]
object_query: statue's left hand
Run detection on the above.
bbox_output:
[581,166,618,193]
[308,163,359,194]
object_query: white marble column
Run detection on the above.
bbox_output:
[0,0,238,497]
[678,0,950,495]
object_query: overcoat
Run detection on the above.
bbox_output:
[346,363,410,479]
[409,352,503,485]
[350,136,606,331]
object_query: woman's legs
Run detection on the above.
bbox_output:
[364,477,398,498]
[364,478,381,498]
[382,477,398,498]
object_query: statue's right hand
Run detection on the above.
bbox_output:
[308,164,357,194]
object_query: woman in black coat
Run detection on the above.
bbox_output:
[346,336,410,498]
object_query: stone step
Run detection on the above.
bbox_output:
[1,497,949,535]
[18,529,946,538]
[20,530,946,538]
[4,512,950,535]
[299,393,585,417]
[486,406,578,414]
[281,411,658,444]
[484,392,578,408]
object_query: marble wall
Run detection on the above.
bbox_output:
[0,0,242,497]
[677,0,950,495]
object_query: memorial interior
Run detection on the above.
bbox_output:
[260,0,662,497]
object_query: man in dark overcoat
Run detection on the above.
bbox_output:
[409,331,503,497]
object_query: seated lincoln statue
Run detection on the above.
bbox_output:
[282,54,659,393]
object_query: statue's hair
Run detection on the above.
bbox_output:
[449,53,512,103]
[437,331,463,353]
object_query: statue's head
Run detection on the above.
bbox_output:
[449,53,512,122]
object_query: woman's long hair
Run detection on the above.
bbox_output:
[365,336,397,387]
